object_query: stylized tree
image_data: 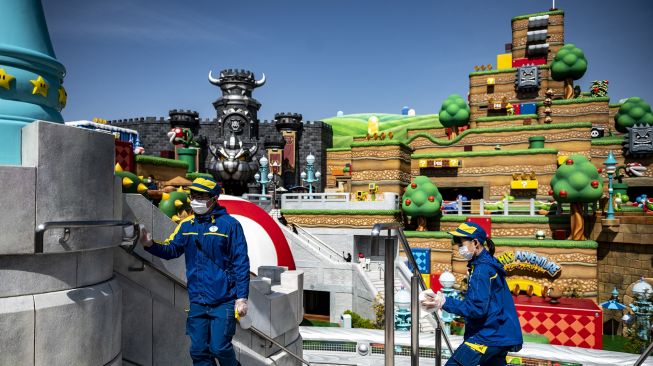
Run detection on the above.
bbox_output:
[550,155,603,240]
[551,44,588,99]
[439,94,470,138]
[614,97,653,133]
[402,176,442,231]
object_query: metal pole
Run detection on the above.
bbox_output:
[633,339,653,366]
[435,327,442,366]
[410,273,420,366]
[384,236,395,366]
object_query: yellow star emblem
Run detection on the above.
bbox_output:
[0,69,15,90]
[58,86,67,108]
[30,75,48,97]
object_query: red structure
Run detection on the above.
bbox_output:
[514,296,602,349]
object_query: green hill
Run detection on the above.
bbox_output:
[323,113,441,148]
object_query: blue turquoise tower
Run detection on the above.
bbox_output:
[0,0,66,164]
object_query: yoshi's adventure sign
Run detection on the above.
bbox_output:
[496,250,561,277]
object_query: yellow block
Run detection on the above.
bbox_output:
[487,77,495,85]
[496,53,512,70]
[422,274,430,289]
[510,180,538,190]
[557,155,568,166]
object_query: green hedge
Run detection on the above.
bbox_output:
[412,148,558,159]
[136,155,188,169]
[591,136,625,146]
[609,103,624,108]
[406,122,592,146]
[475,114,539,123]
[404,231,596,248]
[350,140,411,149]
[326,147,352,152]
[536,97,610,106]
[512,10,564,20]
[280,209,401,216]
[436,215,570,224]
[621,206,644,212]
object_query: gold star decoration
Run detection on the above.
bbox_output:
[0,69,15,90]
[58,86,67,108]
[30,75,48,97]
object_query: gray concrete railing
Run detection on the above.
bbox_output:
[281,192,400,210]
[292,224,345,263]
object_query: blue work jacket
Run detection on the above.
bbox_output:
[145,205,250,305]
[442,249,523,348]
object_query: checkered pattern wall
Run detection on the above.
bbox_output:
[517,307,602,349]
[408,248,431,274]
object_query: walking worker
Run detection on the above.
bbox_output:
[139,177,250,366]
[421,222,523,366]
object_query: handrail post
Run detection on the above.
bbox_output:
[503,199,509,216]
[435,326,442,366]
[457,198,462,215]
[479,199,484,216]
[383,235,395,366]
[410,273,419,366]
[529,198,535,216]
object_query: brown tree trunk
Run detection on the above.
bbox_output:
[568,202,586,240]
[564,78,574,99]
[417,216,427,232]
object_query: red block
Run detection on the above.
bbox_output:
[512,57,547,67]
[513,103,521,115]
[514,296,602,349]
[430,273,442,292]
[465,217,492,239]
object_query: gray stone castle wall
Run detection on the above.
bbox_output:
[109,116,333,191]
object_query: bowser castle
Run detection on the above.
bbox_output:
[108,69,332,196]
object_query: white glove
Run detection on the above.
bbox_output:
[235,298,248,317]
[419,289,445,313]
[138,224,153,248]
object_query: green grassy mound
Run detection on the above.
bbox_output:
[323,113,441,148]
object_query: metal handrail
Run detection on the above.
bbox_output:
[371,222,453,366]
[121,230,312,366]
[35,220,138,253]
[293,223,344,262]
[634,340,653,366]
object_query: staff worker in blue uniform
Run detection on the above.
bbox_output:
[421,222,523,366]
[139,177,250,366]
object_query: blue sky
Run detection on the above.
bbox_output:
[43,0,653,122]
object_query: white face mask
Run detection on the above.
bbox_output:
[458,245,474,261]
[190,199,212,215]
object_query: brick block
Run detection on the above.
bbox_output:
[624,233,641,244]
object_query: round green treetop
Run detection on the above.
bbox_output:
[614,97,653,133]
[551,44,588,82]
[402,176,442,218]
[438,94,470,129]
[550,155,603,203]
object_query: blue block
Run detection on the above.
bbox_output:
[407,248,431,274]
[520,103,537,115]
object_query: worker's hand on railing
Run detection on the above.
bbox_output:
[235,298,248,317]
[138,224,153,248]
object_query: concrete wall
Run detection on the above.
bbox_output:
[284,228,376,322]
[0,121,124,366]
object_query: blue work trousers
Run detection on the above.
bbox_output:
[187,301,239,366]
